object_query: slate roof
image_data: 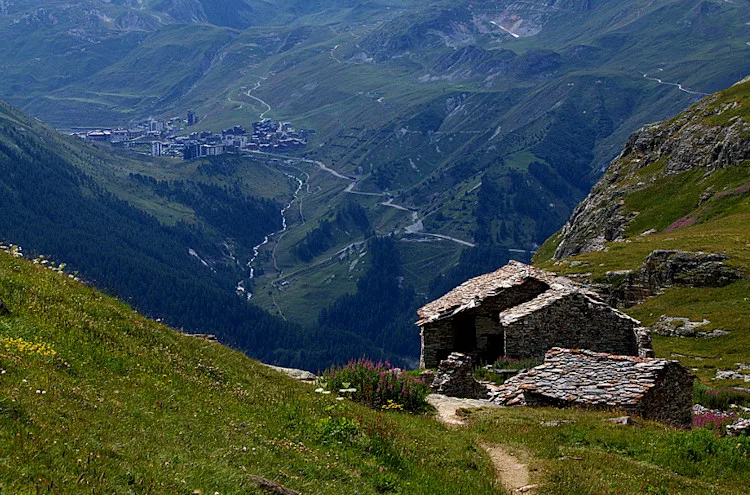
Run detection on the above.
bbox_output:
[416,261,591,325]
[489,348,675,408]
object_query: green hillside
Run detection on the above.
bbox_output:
[535,77,750,381]
[0,247,500,494]
[2,233,750,494]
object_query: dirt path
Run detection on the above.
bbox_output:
[481,444,537,493]
[427,394,537,493]
[426,394,494,425]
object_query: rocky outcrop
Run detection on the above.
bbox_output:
[601,250,743,307]
[552,80,750,259]
[490,348,693,427]
[651,316,729,339]
[431,353,489,399]
[641,250,743,288]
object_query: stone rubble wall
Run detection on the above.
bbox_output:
[421,289,652,367]
[419,262,654,368]
[430,353,489,399]
[636,361,694,427]
[420,319,455,369]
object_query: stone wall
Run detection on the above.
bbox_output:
[421,289,650,368]
[636,361,694,427]
[502,293,640,359]
[420,319,455,368]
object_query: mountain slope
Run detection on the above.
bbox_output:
[1,0,748,362]
[0,247,499,494]
[535,76,750,380]
[0,99,398,370]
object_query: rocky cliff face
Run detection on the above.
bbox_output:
[553,78,750,259]
[599,250,744,308]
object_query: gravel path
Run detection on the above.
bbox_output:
[427,394,537,493]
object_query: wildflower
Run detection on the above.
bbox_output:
[315,388,324,393]
[322,390,331,395]
[336,397,344,401]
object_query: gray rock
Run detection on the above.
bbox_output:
[604,416,636,425]
[651,316,728,338]
[716,369,750,382]
[603,250,743,307]
[540,420,575,427]
[726,418,750,437]
[266,365,316,382]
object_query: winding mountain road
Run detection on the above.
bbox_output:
[245,75,272,120]
[642,71,709,96]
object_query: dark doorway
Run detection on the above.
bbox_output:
[482,333,505,364]
[452,313,477,352]
[435,349,450,364]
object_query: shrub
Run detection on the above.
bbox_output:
[694,382,750,410]
[322,358,430,412]
[317,416,362,444]
[692,410,737,431]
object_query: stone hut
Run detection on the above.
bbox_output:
[490,348,694,427]
[417,261,652,369]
